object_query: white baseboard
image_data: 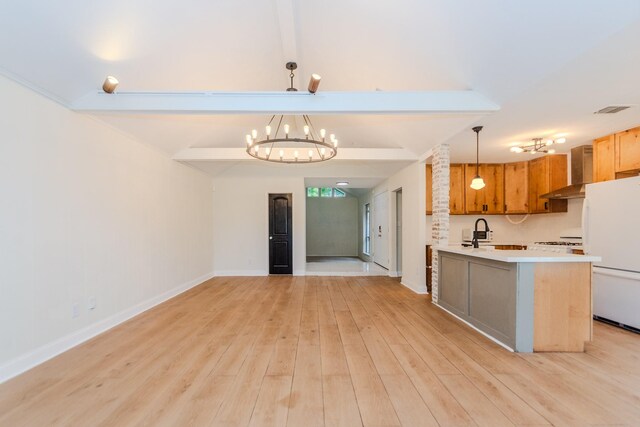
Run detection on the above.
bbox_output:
[213,270,268,276]
[0,271,214,384]
[305,271,387,277]
[399,278,429,294]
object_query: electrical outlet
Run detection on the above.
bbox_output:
[88,297,96,310]
[72,304,80,318]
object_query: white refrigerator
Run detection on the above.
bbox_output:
[583,176,640,331]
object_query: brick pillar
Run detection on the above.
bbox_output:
[431,144,450,303]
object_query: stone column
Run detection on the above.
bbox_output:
[431,144,450,303]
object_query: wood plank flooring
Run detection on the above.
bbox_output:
[1,275,640,426]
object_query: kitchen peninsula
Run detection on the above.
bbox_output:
[435,247,601,352]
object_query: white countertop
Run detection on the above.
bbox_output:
[435,246,601,263]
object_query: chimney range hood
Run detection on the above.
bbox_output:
[540,145,593,200]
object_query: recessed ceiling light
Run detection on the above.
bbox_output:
[336,181,349,186]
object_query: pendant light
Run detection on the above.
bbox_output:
[470,126,486,190]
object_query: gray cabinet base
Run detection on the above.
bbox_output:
[437,252,534,352]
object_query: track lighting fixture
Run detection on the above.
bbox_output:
[102,76,119,93]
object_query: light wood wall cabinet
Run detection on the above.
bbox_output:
[425,164,466,215]
[528,155,568,214]
[593,135,616,182]
[615,127,640,173]
[449,164,466,215]
[426,154,566,216]
[464,164,504,214]
[593,126,640,182]
[504,161,529,214]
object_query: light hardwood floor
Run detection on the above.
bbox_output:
[1,276,640,426]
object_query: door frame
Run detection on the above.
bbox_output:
[373,190,389,269]
[394,188,403,278]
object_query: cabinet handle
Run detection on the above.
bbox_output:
[544,201,548,210]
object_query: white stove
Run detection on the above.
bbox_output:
[529,228,583,253]
[529,241,581,253]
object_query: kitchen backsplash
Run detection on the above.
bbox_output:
[426,198,584,244]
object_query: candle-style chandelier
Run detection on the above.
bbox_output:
[244,62,338,164]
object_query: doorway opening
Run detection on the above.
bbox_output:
[303,179,387,276]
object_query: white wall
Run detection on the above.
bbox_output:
[374,162,427,293]
[306,197,358,256]
[212,173,306,275]
[0,75,214,381]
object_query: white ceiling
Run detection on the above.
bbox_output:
[2,0,640,174]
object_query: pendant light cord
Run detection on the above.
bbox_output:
[476,130,479,176]
[472,126,483,176]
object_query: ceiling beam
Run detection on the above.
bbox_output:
[72,90,499,114]
[173,147,419,162]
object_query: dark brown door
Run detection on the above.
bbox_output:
[269,193,293,275]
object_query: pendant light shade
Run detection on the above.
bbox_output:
[470,126,485,190]
[470,176,486,190]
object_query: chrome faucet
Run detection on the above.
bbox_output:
[472,218,490,248]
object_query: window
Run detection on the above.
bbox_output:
[320,187,333,197]
[306,187,348,198]
[364,203,371,255]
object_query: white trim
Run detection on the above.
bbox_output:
[0,65,70,108]
[174,147,418,162]
[0,272,214,384]
[399,279,429,294]
[214,270,268,276]
[305,271,388,277]
[433,303,514,352]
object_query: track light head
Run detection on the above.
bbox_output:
[102,76,119,93]
[308,74,321,94]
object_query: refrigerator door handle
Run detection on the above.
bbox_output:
[593,267,640,281]
[581,198,590,254]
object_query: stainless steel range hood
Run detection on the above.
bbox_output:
[540,145,592,199]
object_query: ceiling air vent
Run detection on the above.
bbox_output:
[594,105,631,114]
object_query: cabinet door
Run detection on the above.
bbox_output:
[528,157,549,213]
[483,164,504,214]
[504,161,529,213]
[529,155,568,214]
[615,128,640,172]
[425,164,433,214]
[548,154,568,213]
[449,164,466,215]
[464,164,485,213]
[593,135,615,182]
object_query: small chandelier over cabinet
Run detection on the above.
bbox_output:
[510,137,566,154]
[244,62,338,164]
